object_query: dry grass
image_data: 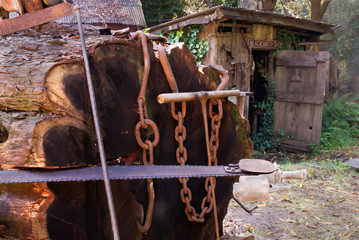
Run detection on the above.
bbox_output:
[224,149,359,240]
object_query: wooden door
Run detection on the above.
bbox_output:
[273,50,329,151]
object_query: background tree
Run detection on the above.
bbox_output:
[274,0,311,19]
[257,0,277,11]
[323,0,359,93]
[311,0,330,21]
[142,0,185,27]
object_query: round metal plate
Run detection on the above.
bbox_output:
[239,159,276,173]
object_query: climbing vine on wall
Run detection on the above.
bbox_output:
[167,25,209,64]
[251,75,277,151]
[252,75,292,152]
[274,28,305,55]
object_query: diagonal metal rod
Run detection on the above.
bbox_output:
[74,5,120,240]
[200,100,220,240]
[232,196,258,214]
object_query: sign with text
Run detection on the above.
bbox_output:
[248,40,283,49]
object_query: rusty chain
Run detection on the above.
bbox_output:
[158,44,225,224]
[132,31,159,234]
[209,99,223,166]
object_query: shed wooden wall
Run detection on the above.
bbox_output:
[198,21,278,118]
[199,21,251,116]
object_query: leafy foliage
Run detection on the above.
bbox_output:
[274,0,311,19]
[251,76,291,151]
[319,95,359,150]
[167,26,209,64]
[181,0,257,14]
[220,0,257,8]
[275,28,305,54]
[141,0,186,27]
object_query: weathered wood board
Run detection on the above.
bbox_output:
[0,3,73,36]
[273,50,329,151]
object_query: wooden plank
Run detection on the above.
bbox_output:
[296,103,314,142]
[301,64,318,96]
[311,51,328,143]
[276,57,316,67]
[281,139,311,152]
[273,67,288,92]
[273,50,329,151]
[312,104,324,143]
[273,101,286,135]
[284,102,300,139]
[276,57,326,67]
[275,92,324,104]
[0,2,72,36]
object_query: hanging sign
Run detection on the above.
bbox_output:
[248,40,283,49]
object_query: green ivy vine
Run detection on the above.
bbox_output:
[251,75,276,151]
[251,75,292,152]
[274,28,305,56]
[167,25,209,64]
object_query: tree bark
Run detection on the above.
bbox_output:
[311,0,331,21]
[257,0,277,12]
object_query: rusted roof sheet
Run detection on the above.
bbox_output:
[56,0,146,27]
[148,6,337,36]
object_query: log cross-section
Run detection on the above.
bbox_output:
[0,25,253,240]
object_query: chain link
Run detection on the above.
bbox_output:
[171,100,224,223]
[132,31,158,234]
[209,99,223,167]
[158,43,224,224]
[171,102,204,221]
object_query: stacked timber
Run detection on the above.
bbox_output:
[0,23,252,239]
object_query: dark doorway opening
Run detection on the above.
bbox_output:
[249,50,270,135]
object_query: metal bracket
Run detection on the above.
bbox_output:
[232,196,258,214]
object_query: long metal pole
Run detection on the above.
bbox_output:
[74,5,120,240]
[157,90,253,104]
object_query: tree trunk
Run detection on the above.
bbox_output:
[325,57,341,103]
[0,23,253,239]
[311,0,330,21]
[257,0,277,12]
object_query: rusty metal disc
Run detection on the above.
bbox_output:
[239,159,276,173]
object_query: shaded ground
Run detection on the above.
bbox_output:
[223,147,359,240]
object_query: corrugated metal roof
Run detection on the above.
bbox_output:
[56,0,146,27]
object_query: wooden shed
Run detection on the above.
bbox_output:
[148,6,337,151]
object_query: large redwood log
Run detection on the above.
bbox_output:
[0,23,253,239]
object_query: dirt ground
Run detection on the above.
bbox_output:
[223,148,359,240]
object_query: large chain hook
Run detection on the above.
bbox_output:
[132,31,158,234]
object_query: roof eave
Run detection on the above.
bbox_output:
[148,6,337,36]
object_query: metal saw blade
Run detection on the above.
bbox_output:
[0,165,247,184]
